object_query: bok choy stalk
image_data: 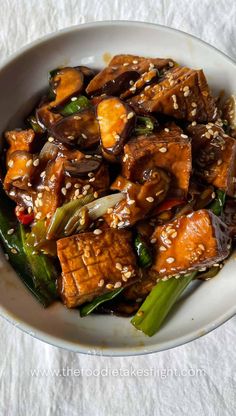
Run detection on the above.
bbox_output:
[131,272,197,336]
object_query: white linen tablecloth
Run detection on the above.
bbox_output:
[0,1,236,415]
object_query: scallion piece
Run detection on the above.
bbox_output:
[131,272,197,336]
[135,116,155,135]
[209,190,226,216]
[134,234,152,268]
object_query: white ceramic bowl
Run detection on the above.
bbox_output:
[0,21,235,356]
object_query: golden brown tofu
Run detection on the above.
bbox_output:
[4,151,35,192]
[187,123,236,197]
[57,229,139,308]
[86,54,174,96]
[150,209,231,278]
[129,67,217,122]
[122,125,191,194]
[4,129,36,163]
[105,171,170,228]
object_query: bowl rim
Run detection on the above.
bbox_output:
[0,20,236,356]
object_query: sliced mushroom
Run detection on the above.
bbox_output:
[97,97,136,158]
[50,109,100,149]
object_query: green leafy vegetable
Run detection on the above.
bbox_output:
[209,190,226,216]
[80,288,124,317]
[59,96,92,116]
[134,234,152,268]
[27,115,45,134]
[0,189,57,306]
[135,116,155,135]
[131,272,197,336]
[20,225,58,303]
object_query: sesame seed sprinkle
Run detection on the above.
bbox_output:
[93,229,102,235]
[166,257,175,264]
[61,187,67,196]
[48,136,54,142]
[11,248,18,254]
[146,197,154,203]
[114,282,122,288]
[150,238,157,244]
[98,279,104,287]
[7,228,14,235]
[159,147,167,153]
[8,160,14,168]
[33,159,40,167]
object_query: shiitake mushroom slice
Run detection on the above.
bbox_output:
[49,108,100,149]
[96,97,136,158]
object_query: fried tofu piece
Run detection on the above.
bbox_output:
[150,209,231,278]
[105,171,170,228]
[4,151,35,192]
[187,123,236,196]
[122,125,191,194]
[5,129,36,163]
[57,229,139,307]
[86,54,174,96]
[129,67,217,122]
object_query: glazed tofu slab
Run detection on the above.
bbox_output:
[57,229,139,307]
[150,209,231,278]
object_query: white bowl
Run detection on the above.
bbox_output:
[0,21,235,356]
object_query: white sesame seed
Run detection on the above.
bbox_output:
[7,228,14,235]
[184,91,190,97]
[191,109,197,116]
[67,136,74,140]
[191,102,197,108]
[122,276,127,282]
[85,155,92,159]
[66,182,72,189]
[71,96,77,101]
[38,192,43,198]
[127,111,135,119]
[93,229,102,235]
[123,62,129,66]
[83,184,91,191]
[89,177,96,182]
[166,257,175,264]
[74,115,81,120]
[98,279,104,287]
[149,63,155,70]
[191,121,197,126]
[181,134,188,139]
[114,281,122,288]
[164,128,170,132]
[116,263,122,271]
[146,197,154,203]
[82,133,87,139]
[26,159,33,167]
[107,208,113,214]
[160,268,167,273]
[35,212,42,220]
[93,192,98,198]
[40,171,46,178]
[28,207,32,214]
[123,154,129,162]
[8,160,14,168]
[159,246,167,251]
[124,271,132,278]
[150,238,157,244]
[172,94,177,101]
[106,283,113,289]
[82,190,88,196]
[183,86,189,91]
[61,187,67,196]
[173,103,179,110]
[159,147,167,153]
[48,136,54,142]
[171,231,178,238]
[88,172,94,178]
[132,60,138,64]
[11,248,18,254]
[127,199,135,205]
[33,159,40,167]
